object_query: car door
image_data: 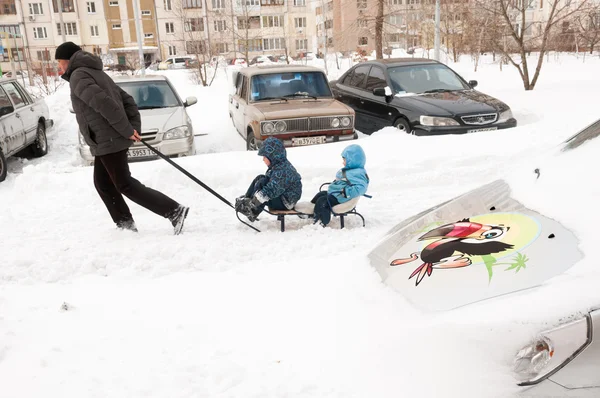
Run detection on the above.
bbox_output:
[0,86,25,155]
[361,66,397,132]
[231,74,248,135]
[3,81,37,145]
[332,69,355,107]
[338,65,370,132]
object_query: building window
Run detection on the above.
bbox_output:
[324,19,332,29]
[90,25,99,36]
[86,1,95,13]
[186,40,205,54]
[93,47,102,55]
[263,37,284,50]
[168,45,177,55]
[295,38,307,50]
[185,18,204,31]
[260,0,283,5]
[387,33,401,42]
[36,50,51,60]
[358,37,368,45]
[109,0,118,5]
[183,0,202,8]
[238,17,248,29]
[294,0,305,5]
[57,22,77,36]
[144,33,154,39]
[238,39,262,52]
[142,10,151,15]
[29,3,43,14]
[357,0,366,8]
[216,43,228,53]
[1,2,17,14]
[214,20,226,31]
[166,22,174,33]
[237,0,259,4]
[388,15,402,25]
[389,0,402,4]
[294,17,306,28]
[33,26,47,39]
[0,25,20,36]
[262,15,283,28]
[212,0,225,8]
[53,0,75,12]
[112,23,121,29]
[164,0,172,10]
[357,19,368,27]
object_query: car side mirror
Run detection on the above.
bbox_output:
[469,80,478,88]
[373,86,393,98]
[184,96,197,107]
[0,105,14,117]
[373,87,386,97]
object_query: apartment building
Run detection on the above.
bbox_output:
[103,0,160,65]
[155,0,317,61]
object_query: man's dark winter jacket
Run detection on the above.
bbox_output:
[255,137,302,209]
[62,50,141,156]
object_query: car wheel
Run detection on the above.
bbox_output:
[246,129,258,151]
[0,147,7,182]
[30,122,48,157]
[395,118,413,134]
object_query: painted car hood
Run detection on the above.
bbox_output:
[251,99,353,120]
[368,179,583,312]
[393,90,509,116]
[139,106,187,133]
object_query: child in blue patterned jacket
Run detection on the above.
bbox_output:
[235,137,302,222]
[311,144,369,226]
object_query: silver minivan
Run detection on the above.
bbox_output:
[77,75,198,165]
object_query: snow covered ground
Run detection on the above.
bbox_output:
[1,53,599,397]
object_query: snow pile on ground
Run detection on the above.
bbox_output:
[1,54,599,397]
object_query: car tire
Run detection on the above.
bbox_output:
[394,118,413,134]
[246,129,258,151]
[30,122,48,158]
[0,147,7,182]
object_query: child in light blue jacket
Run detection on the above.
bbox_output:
[311,144,369,226]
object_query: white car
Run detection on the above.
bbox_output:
[0,79,53,182]
[158,56,195,70]
[77,75,197,165]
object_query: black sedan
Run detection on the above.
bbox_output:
[330,58,517,136]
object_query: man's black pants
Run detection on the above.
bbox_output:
[94,149,179,224]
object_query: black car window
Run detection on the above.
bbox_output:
[235,73,243,96]
[364,66,387,91]
[348,65,369,88]
[341,70,354,85]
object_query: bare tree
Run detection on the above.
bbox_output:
[375,0,384,58]
[576,6,600,54]
[477,0,591,90]
[170,0,216,86]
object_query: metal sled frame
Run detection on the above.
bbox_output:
[264,182,368,232]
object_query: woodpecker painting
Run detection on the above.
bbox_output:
[390,218,514,286]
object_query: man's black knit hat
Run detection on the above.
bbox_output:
[55,42,82,60]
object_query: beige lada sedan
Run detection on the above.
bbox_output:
[229,65,357,150]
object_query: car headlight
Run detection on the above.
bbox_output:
[513,316,590,386]
[420,116,460,126]
[275,121,287,133]
[341,117,351,127]
[498,109,514,122]
[164,126,191,140]
[262,122,275,134]
[331,118,341,128]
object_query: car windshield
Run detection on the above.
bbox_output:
[387,64,470,94]
[117,81,181,110]
[250,72,332,101]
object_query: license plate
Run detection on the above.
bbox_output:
[291,136,326,146]
[468,127,498,133]
[127,148,154,158]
